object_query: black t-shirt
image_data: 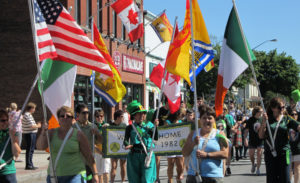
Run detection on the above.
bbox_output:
[245,117,264,147]
[152,107,169,126]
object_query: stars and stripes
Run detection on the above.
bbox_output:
[33,0,57,61]
[36,0,113,77]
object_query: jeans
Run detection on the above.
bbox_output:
[0,173,17,183]
[47,174,86,183]
[24,133,36,168]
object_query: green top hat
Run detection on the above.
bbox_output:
[291,89,300,102]
[127,100,147,116]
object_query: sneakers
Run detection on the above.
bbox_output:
[251,164,256,173]
[256,168,260,175]
[226,167,232,176]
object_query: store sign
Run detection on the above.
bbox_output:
[122,54,144,74]
[112,51,121,67]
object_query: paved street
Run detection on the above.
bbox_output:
[15,150,270,183]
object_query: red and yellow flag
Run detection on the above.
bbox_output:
[151,12,173,42]
[93,22,126,106]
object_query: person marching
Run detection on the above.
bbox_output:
[0,109,21,183]
[123,100,159,183]
[259,97,300,183]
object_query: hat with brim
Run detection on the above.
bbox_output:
[127,100,147,116]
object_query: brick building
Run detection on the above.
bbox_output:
[0,0,146,121]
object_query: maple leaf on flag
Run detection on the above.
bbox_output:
[127,9,138,25]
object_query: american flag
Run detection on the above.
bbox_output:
[33,0,57,61]
[36,0,113,77]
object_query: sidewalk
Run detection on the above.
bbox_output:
[16,150,49,183]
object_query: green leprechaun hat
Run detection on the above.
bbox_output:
[127,100,147,115]
[291,89,300,102]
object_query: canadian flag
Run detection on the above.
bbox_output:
[111,0,144,43]
[150,60,181,114]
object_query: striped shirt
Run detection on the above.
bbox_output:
[22,112,38,134]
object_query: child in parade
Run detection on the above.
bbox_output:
[123,100,159,183]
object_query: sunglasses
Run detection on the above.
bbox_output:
[277,106,285,110]
[291,113,298,116]
[81,111,89,115]
[0,119,8,123]
[95,115,104,118]
[59,114,73,119]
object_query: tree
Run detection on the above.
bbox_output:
[254,49,299,98]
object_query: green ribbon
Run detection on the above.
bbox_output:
[81,171,93,181]
[286,149,290,165]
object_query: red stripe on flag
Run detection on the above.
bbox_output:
[111,0,133,14]
[39,52,57,61]
[55,55,113,77]
[55,21,86,36]
[59,11,76,22]
[215,75,228,117]
[54,43,104,62]
[37,28,51,36]
[168,97,181,114]
[38,40,55,49]
[128,23,144,43]
[50,31,96,49]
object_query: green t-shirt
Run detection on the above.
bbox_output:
[73,121,97,151]
[0,130,16,175]
[265,115,300,155]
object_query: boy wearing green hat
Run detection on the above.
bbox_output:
[123,100,159,183]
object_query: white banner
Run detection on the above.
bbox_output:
[102,123,192,158]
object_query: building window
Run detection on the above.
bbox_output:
[75,0,81,24]
[74,75,111,122]
[122,25,126,40]
[149,62,157,74]
[97,0,103,32]
[86,0,92,28]
[112,10,117,38]
[122,83,143,105]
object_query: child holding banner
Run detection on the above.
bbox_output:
[123,100,159,183]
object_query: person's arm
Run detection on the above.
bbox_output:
[78,131,99,183]
[182,130,198,157]
[258,113,268,139]
[91,124,102,144]
[36,125,54,150]
[124,125,133,150]
[196,131,229,159]
[9,129,21,158]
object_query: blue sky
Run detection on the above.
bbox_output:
[144,0,300,63]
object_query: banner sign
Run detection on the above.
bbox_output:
[102,122,192,158]
[122,54,144,74]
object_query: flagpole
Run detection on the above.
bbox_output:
[27,0,57,182]
[232,0,275,153]
[189,0,202,179]
[145,42,165,56]
[144,9,166,27]
[145,16,178,168]
[91,17,96,158]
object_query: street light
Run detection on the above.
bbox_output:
[252,39,277,50]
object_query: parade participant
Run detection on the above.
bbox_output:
[122,104,131,126]
[288,108,300,183]
[259,97,300,183]
[22,102,41,170]
[165,109,185,183]
[94,109,110,183]
[124,100,159,183]
[182,105,228,183]
[110,110,127,183]
[244,106,264,175]
[8,103,22,152]
[36,106,99,183]
[0,109,21,183]
[184,109,194,123]
[152,97,169,183]
[223,106,234,176]
[232,114,243,161]
[74,104,102,183]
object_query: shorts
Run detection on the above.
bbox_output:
[95,153,111,174]
[248,144,264,149]
[292,154,300,162]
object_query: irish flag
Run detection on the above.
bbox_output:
[215,7,256,117]
[39,59,77,122]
